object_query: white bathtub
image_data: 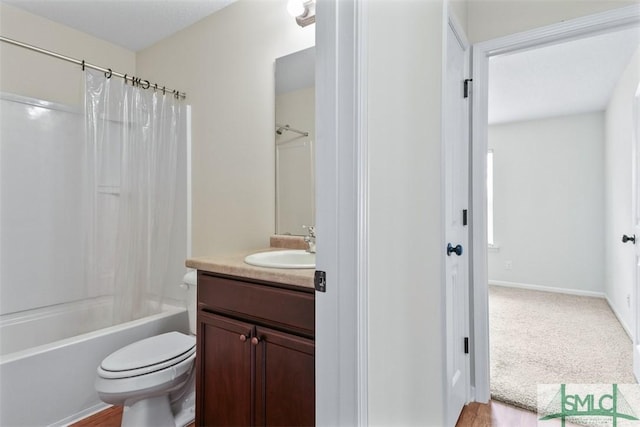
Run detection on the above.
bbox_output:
[0,302,190,426]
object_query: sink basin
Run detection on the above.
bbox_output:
[244,249,315,269]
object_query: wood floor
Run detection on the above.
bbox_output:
[70,406,195,427]
[70,406,123,427]
[73,400,570,427]
[456,401,578,427]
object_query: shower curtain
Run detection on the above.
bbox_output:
[84,69,185,324]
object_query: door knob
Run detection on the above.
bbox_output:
[447,243,463,256]
[622,234,636,244]
[251,337,261,346]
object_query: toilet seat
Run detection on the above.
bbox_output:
[95,351,196,404]
[98,332,195,379]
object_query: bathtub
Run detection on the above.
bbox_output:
[0,301,190,426]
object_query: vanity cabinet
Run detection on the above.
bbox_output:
[196,271,315,427]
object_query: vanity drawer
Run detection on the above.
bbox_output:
[198,273,314,337]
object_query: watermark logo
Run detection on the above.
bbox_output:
[538,384,640,427]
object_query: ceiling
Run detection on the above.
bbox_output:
[1,0,236,52]
[2,1,638,123]
[489,26,640,124]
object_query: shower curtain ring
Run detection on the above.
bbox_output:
[81,60,85,71]
[123,74,127,85]
[105,68,112,79]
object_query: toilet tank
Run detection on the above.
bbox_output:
[181,270,198,334]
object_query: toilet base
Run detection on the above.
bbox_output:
[122,395,175,427]
[173,390,196,427]
[171,370,196,427]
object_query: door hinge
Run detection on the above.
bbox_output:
[462,209,468,226]
[464,79,473,99]
[314,270,326,293]
[464,337,469,354]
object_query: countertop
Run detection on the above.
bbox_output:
[186,248,315,290]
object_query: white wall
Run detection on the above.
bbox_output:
[0,3,135,106]
[136,0,314,257]
[467,0,637,43]
[450,0,468,31]
[605,46,640,335]
[487,113,605,294]
[366,0,446,424]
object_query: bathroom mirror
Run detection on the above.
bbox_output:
[275,46,315,236]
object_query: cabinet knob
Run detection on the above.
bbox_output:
[239,334,248,342]
[251,337,261,346]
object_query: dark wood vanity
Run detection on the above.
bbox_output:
[195,270,315,426]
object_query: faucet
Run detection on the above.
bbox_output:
[303,225,316,254]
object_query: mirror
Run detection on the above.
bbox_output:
[275,46,315,236]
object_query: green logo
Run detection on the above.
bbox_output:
[539,384,639,427]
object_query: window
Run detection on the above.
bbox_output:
[487,150,495,247]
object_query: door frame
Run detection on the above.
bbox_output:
[633,82,640,381]
[470,4,640,402]
[315,0,369,425]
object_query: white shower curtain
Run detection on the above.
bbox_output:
[84,69,185,324]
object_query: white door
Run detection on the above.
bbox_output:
[444,17,471,426]
[633,85,640,381]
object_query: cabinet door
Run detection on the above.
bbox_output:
[197,312,254,427]
[254,326,315,426]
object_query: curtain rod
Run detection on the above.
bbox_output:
[0,36,186,99]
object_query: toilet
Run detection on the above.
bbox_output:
[95,271,198,427]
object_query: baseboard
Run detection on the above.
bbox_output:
[605,295,633,340]
[49,402,111,427]
[488,280,605,299]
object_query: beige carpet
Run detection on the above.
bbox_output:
[489,285,636,412]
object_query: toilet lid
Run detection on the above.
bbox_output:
[100,331,195,373]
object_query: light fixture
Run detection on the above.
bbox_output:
[287,0,315,28]
[287,0,305,17]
